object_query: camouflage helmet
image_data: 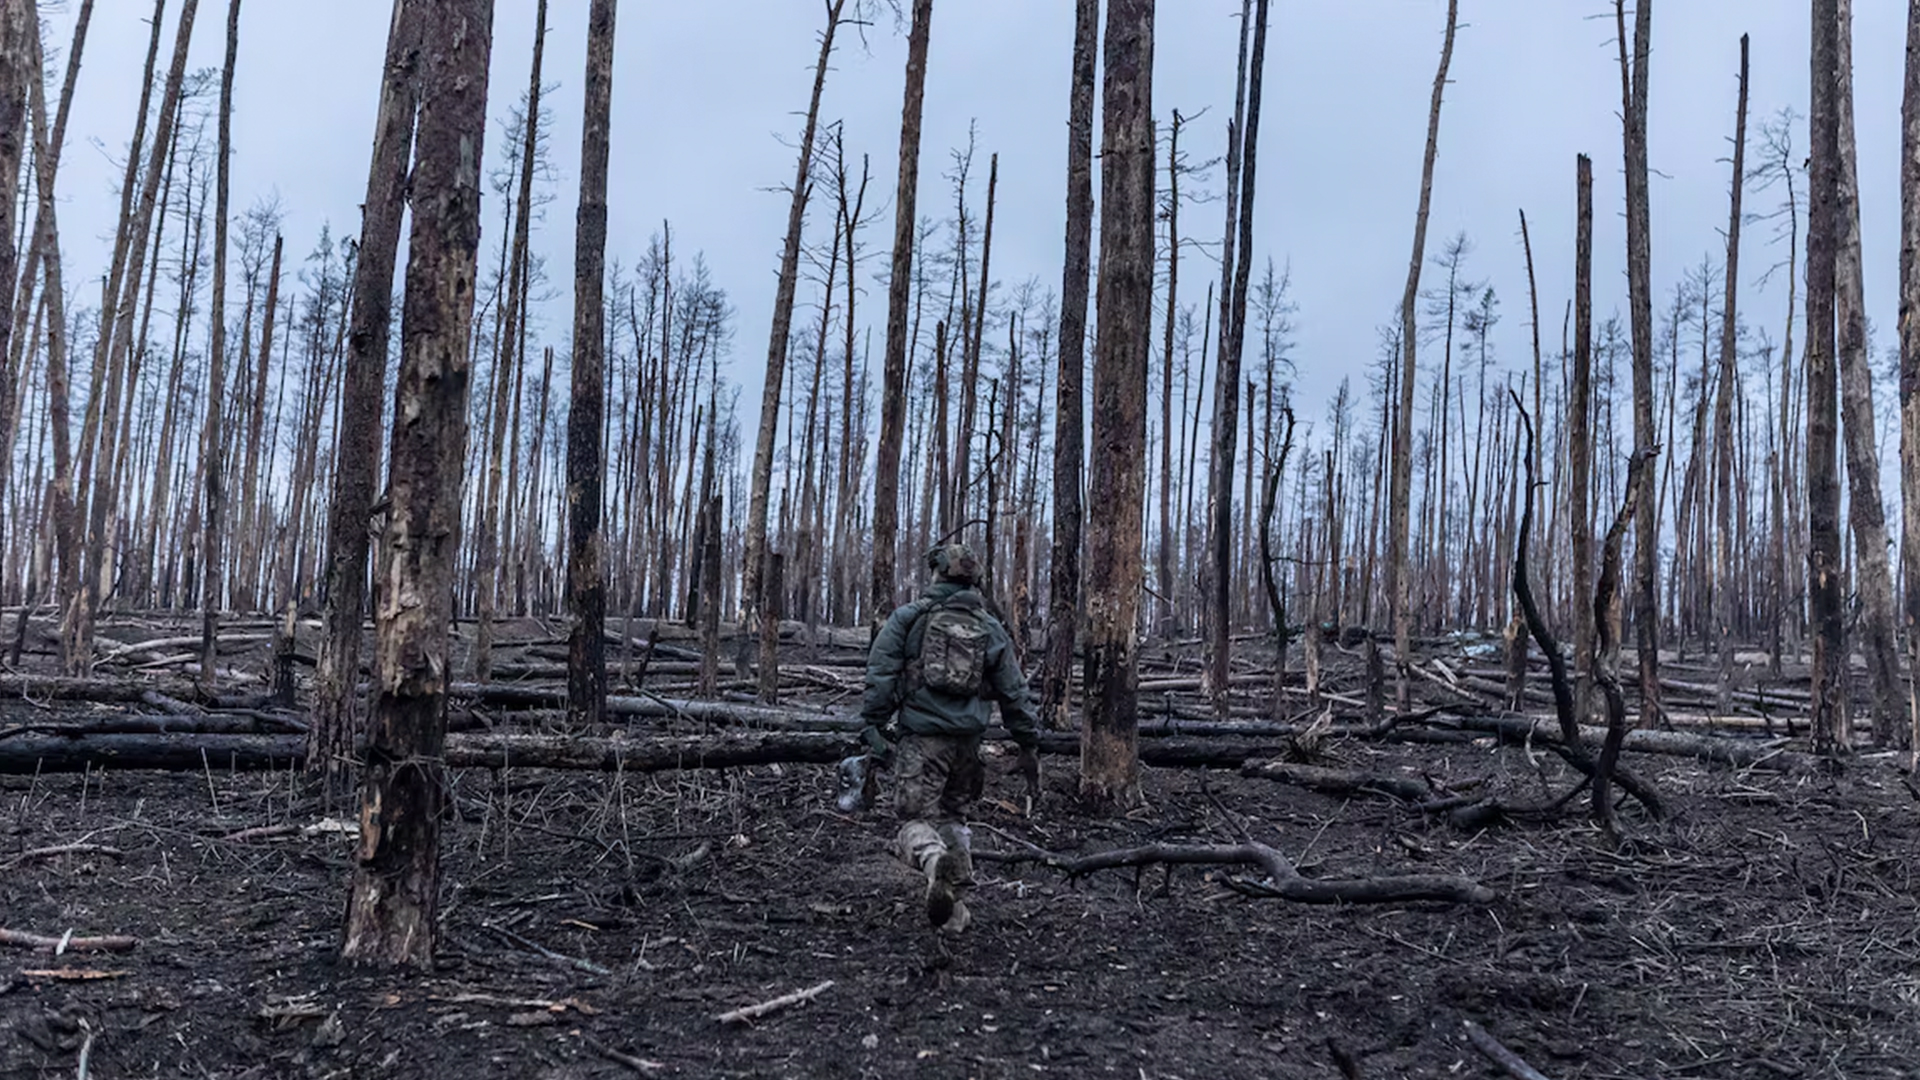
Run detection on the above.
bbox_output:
[925,543,982,585]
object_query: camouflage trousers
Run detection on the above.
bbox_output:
[892,732,984,823]
[891,733,980,922]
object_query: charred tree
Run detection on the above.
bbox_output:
[1615,0,1660,724]
[473,0,546,682]
[198,0,242,690]
[1387,0,1458,709]
[1571,155,1596,726]
[312,0,424,791]
[1807,0,1847,754]
[341,0,495,968]
[1711,37,1748,718]
[564,0,617,726]
[0,0,30,453]
[1833,0,1901,744]
[869,0,931,623]
[1041,0,1097,731]
[1900,0,1920,760]
[1081,0,1153,806]
[742,0,848,634]
[1199,0,1268,715]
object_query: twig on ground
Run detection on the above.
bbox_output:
[581,1032,666,1072]
[1463,1020,1555,1080]
[715,980,834,1024]
[0,929,138,953]
[75,1024,95,1080]
[482,923,614,977]
[0,843,125,870]
[220,824,299,843]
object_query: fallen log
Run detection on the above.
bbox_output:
[0,713,305,740]
[1239,760,1432,802]
[0,729,1293,774]
[1443,714,1817,773]
[980,837,1494,905]
[0,733,307,772]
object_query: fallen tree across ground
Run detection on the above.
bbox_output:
[0,730,1300,774]
[973,832,1496,905]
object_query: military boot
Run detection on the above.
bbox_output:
[936,823,974,887]
[901,821,959,927]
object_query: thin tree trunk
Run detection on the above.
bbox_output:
[950,152,995,540]
[1713,35,1748,718]
[564,0,617,726]
[1388,0,1458,708]
[1615,0,1659,723]
[473,0,545,682]
[869,0,931,623]
[1080,0,1153,806]
[1807,0,1847,754]
[1833,0,1901,744]
[1200,0,1265,715]
[23,6,81,674]
[312,0,423,792]
[742,0,847,634]
[1157,110,1181,637]
[197,0,241,689]
[0,0,91,520]
[0,0,32,484]
[78,0,197,665]
[1572,155,1595,726]
[1042,0,1097,731]
[1897,0,1920,763]
[341,0,495,968]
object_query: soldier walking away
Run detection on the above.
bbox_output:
[859,544,1042,932]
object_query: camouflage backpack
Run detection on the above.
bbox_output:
[909,596,991,697]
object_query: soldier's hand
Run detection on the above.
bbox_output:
[1015,743,1041,799]
[860,725,895,767]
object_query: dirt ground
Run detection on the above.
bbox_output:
[4,716,1919,1080]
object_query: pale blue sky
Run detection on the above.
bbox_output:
[36,1,1911,454]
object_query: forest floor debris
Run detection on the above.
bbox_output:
[3,718,1918,1078]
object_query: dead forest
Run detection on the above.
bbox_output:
[3,1,1920,1077]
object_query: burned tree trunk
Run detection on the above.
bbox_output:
[312,0,424,791]
[564,0,618,726]
[1200,0,1268,716]
[74,0,196,669]
[1081,0,1154,806]
[0,0,30,454]
[742,0,848,630]
[198,0,242,690]
[1615,0,1660,725]
[341,0,494,968]
[1807,0,1847,755]
[1041,0,1097,731]
[1899,0,1920,760]
[1712,36,1748,720]
[0,0,89,516]
[23,9,82,676]
[1388,0,1457,710]
[473,0,546,683]
[1571,154,1595,726]
[1833,0,1901,746]
[869,0,931,623]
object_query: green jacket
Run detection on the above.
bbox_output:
[860,582,1040,746]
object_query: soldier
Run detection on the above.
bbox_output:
[859,544,1041,932]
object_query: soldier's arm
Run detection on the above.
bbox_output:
[987,627,1041,746]
[860,607,913,727]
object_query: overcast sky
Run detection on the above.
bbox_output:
[36,1,1913,451]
